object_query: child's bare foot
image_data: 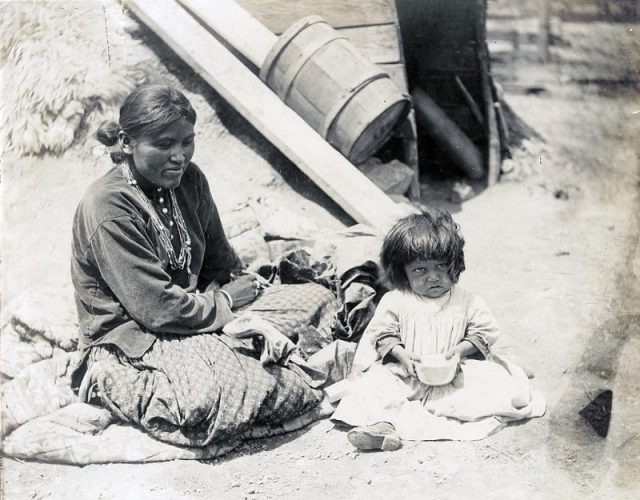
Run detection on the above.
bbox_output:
[347,422,402,451]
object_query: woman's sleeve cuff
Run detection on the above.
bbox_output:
[218,289,233,310]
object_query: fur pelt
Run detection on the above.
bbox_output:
[0,1,149,156]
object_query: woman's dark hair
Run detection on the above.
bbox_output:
[96,84,197,163]
[380,208,466,290]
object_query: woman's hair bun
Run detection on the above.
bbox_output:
[96,120,120,146]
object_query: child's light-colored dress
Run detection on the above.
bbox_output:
[331,285,545,441]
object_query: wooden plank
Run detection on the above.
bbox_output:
[178,0,277,68]
[125,0,407,229]
[337,24,401,65]
[236,0,396,33]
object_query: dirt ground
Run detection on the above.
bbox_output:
[1,4,640,500]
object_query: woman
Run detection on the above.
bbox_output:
[71,84,322,447]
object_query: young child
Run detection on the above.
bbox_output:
[331,209,545,451]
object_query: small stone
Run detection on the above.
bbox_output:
[500,159,517,175]
[162,208,168,214]
[554,189,569,200]
[358,158,416,195]
[450,181,475,203]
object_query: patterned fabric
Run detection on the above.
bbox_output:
[239,283,339,357]
[87,333,323,447]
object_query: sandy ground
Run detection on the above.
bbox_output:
[1,5,640,500]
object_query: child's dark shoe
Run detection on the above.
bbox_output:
[347,422,402,451]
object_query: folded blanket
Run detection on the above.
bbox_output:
[2,400,334,465]
[1,287,78,380]
[0,284,350,463]
[1,351,78,436]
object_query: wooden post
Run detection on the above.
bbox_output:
[477,0,501,185]
[400,114,421,200]
[125,0,410,229]
[538,0,551,63]
[454,75,484,126]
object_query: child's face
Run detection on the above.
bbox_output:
[404,259,454,298]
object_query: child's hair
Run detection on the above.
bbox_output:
[96,84,197,163]
[380,208,466,290]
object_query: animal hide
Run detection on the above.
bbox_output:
[0,1,148,156]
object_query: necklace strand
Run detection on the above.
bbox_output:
[120,163,192,273]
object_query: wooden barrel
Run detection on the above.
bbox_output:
[259,16,411,165]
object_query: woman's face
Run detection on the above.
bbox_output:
[122,117,195,190]
[404,259,454,298]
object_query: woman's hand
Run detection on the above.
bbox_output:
[390,345,421,378]
[220,274,260,309]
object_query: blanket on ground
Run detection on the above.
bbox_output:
[1,228,380,464]
[0,284,356,464]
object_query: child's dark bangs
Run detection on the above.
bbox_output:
[406,225,447,263]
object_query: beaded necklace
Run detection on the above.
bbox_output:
[120,162,192,274]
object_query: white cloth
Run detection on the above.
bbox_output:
[332,286,546,441]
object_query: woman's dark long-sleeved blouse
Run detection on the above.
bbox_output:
[71,161,242,364]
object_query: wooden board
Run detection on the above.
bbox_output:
[235,0,396,33]
[125,0,408,229]
[178,0,276,68]
[181,2,401,80]
[337,24,401,65]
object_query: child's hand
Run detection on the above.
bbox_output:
[391,346,421,378]
[444,347,461,362]
[446,340,477,362]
